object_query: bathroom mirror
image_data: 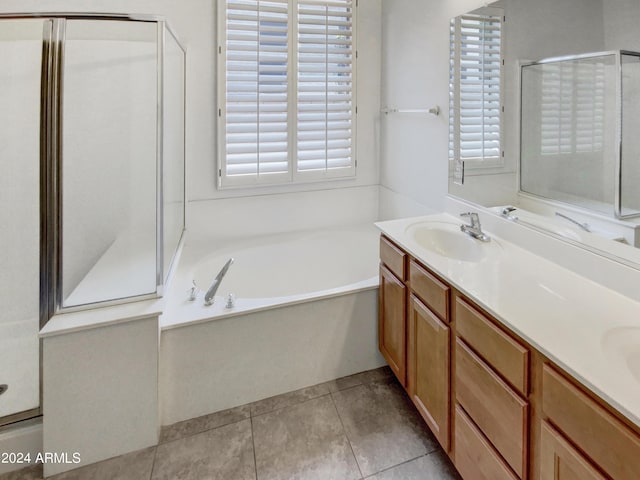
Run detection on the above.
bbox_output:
[448,0,640,268]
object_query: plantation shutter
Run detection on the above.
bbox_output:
[296,0,355,176]
[449,12,502,165]
[539,58,606,155]
[219,0,356,187]
[222,0,291,185]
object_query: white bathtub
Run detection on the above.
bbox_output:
[161,223,380,329]
[159,223,385,425]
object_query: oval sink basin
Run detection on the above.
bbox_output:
[405,221,502,262]
[601,326,640,384]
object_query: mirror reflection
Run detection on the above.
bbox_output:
[448,0,640,266]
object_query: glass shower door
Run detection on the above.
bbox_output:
[61,20,159,307]
[0,19,46,420]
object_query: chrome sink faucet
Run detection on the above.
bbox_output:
[460,212,491,242]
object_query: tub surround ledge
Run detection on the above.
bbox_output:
[39,298,163,339]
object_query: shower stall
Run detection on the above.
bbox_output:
[0,14,185,426]
[520,50,640,219]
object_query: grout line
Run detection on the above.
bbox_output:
[329,391,364,479]
[250,391,332,419]
[148,446,159,480]
[327,381,365,395]
[250,415,258,480]
[160,412,251,445]
[366,453,428,477]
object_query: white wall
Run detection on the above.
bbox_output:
[603,0,640,51]
[379,0,485,219]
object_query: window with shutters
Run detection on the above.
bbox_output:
[449,10,503,170]
[218,0,356,188]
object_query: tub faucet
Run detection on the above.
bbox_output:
[204,258,234,306]
[555,212,591,232]
[460,212,490,242]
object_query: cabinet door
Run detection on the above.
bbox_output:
[379,264,407,385]
[407,295,450,450]
[540,421,606,480]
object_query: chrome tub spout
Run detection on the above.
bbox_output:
[204,258,234,306]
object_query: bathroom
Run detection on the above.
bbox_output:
[1,0,640,479]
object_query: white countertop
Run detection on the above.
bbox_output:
[376,212,640,429]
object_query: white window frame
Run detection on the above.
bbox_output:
[449,8,504,173]
[217,0,357,188]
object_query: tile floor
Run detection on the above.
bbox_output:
[1,367,461,480]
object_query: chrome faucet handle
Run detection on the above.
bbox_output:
[187,281,199,302]
[460,212,480,228]
[225,293,235,309]
[459,212,490,242]
[501,207,518,220]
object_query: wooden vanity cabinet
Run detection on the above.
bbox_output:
[377,234,640,480]
[378,236,407,385]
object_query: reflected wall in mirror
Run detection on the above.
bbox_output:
[448,0,640,268]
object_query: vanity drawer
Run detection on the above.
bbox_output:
[455,404,519,480]
[380,235,406,281]
[456,338,528,479]
[542,364,640,480]
[539,421,606,480]
[455,297,529,395]
[408,260,449,321]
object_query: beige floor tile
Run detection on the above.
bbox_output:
[250,384,329,417]
[152,419,254,480]
[333,379,438,477]
[160,404,251,443]
[253,395,360,480]
[49,447,156,480]
[368,450,461,479]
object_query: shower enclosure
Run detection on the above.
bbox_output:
[0,14,185,426]
[520,50,640,219]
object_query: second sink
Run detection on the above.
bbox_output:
[601,326,640,385]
